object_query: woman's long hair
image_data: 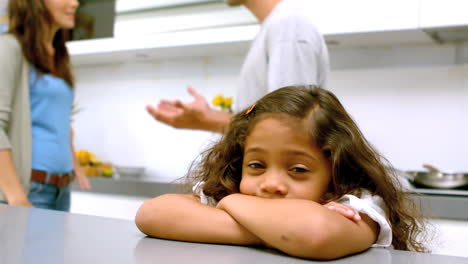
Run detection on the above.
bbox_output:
[187,86,428,252]
[8,0,74,87]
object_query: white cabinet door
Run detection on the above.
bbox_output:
[309,0,420,34]
[420,0,468,28]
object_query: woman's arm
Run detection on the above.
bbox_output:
[135,193,263,245]
[217,194,379,260]
[0,150,32,207]
[69,129,91,190]
[0,36,32,207]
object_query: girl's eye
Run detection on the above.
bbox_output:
[290,166,308,173]
[248,162,264,169]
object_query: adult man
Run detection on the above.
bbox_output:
[146,0,330,133]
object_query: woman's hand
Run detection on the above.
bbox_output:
[69,129,91,190]
[74,167,91,190]
[323,201,361,222]
[8,197,33,207]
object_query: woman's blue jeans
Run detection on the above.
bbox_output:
[27,181,71,211]
[0,182,70,211]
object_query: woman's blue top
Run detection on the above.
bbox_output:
[29,67,74,174]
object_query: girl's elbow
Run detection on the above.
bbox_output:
[135,194,183,236]
[135,198,160,235]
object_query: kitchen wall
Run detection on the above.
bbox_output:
[73,42,468,181]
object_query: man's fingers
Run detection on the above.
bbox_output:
[174,99,185,109]
[158,99,174,106]
[146,105,158,116]
[146,105,181,126]
[187,86,203,100]
[146,105,168,121]
[158,101,181,112]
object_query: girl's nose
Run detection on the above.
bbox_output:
[259,173,288,197]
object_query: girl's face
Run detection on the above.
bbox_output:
[240,116,332,202]
[44,0,79,30]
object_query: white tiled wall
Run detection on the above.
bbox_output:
[330,65,468,171]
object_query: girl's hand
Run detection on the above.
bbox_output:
[324,201,361,222]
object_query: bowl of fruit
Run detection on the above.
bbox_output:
[75,150,114,178]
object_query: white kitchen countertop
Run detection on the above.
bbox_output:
[2,204,467,264]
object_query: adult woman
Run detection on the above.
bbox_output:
[0,0,90,211]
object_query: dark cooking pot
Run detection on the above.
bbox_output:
[404,164,468,189]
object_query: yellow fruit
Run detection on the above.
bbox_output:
[101,168,113,177]
[76,150,96,166]
[102,163,112,169]
[224,97,233,108]
[212,94,223,106]
[85,166,101,177]
[89,158,102,166]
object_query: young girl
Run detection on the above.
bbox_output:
[135,86,427,260]
[0,0,90,210]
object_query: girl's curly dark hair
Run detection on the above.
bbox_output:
[186,85,428,252]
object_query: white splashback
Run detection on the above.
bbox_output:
[331,65,468,171]
[73,54,468,181]
[73,56,241,181]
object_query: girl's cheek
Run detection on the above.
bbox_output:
[239,181,251,195]
[239,183,246,194]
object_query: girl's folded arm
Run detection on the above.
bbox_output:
[135,193,263,245]
[217,194,380,260]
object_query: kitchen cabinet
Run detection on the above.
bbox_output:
[67,25,258,66]
[420,0,468,28]
[309,0,420,34]
[68,0,434,66]
[419,0,468,43]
